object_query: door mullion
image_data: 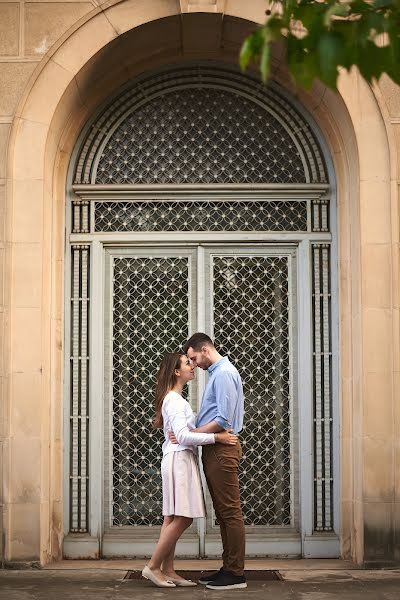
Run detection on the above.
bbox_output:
[196,245,207,557]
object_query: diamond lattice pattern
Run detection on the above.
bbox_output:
[96,88,306,184]
[112,256,189,525]
[213,256,292,526]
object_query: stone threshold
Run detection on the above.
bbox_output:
[43,558,357,571]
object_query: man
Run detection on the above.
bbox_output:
[182,332,246,590]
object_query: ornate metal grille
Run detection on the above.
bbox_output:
[213,255,292,526]
[312,244,333,531]
[69,245,90,532]
[74,65,328,185]
[111,256,189,526]
[94,200,308,233]
[96,88,306,185]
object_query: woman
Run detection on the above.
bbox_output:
[142,352,237,588]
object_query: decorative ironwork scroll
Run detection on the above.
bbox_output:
[213,255,293,526]
[312,243,333,531]
[69,245,90,532]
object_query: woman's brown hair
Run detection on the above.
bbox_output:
[153,352,185,429]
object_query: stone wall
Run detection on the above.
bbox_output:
[0,0,399,565]
[0,0,105,566]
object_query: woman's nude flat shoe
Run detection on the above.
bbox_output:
[141,565,176,588]
[168,577,197,587]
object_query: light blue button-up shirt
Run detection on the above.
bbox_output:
[196,356,244,434]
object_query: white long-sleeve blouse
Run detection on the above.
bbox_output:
[161,391,215,457]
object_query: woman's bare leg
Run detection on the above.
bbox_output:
[159,516,176,575]
[147,515,193,579]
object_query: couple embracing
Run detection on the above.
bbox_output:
[141,332,246,590]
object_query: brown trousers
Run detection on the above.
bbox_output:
[202,441,245,576]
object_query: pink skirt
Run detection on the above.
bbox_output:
[161,450,206,518]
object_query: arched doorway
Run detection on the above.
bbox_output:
[64,63,339,558]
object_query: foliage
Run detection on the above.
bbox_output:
[240,0,400,90]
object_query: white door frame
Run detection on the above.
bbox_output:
[64,229,339,559]
[63,181,340,560]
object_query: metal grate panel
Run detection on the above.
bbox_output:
[94,199,308,233]
[213,255,293,526]
[74,65,328,185]
[111,256,190,526]
[96,88,306,185]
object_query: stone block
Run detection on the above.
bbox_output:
[379,74,400,118]
[361,244,391,309]
[13,243,42,308]
[9,437,41,503]
[9,501,40,560]
[12,179,43,243]
[395,502,400,561]
[363,372,393,437]
[363,437,394,502]
[362,308,392,374]
[24,2,93,57]
[10,307,42,372]
[105,0,179,36]
[0,62,36,117]
[393,124,400,180]
[225,0,267,23]
[11,372,42,437]
[13,118,48,180]
[360,180,392,244]
[181,0,224,12]
[51,10,116,75]
[341,435,352,503]
[363,501,394,563]
[0,3,19,57]
[19,57,73,125]
[340,499,353,558]
[0,123,10,180]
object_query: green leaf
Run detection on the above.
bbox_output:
[317,31,345,89]
[373,0,395,9]
[239,30,264,71]
[323,2,351,26]
[260,43,271,83]
[287,36,320,89]
[239,36,254,72]
[241,0,400,90]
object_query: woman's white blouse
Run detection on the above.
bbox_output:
[162,391,215,456]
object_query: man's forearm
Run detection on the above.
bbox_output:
[193,420,223,433]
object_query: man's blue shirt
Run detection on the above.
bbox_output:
[196,356,244,434]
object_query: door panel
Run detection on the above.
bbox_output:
[103,245,298,556]
[203,247,299,554]
[104,248,197,535]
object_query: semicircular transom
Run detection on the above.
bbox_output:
[74,64,328,185]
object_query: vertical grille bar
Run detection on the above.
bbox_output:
[312,243,333,532]
[312,246,323,530]
[70,245,90,533]
[72,200,90,233]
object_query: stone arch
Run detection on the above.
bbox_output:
[4,0,394,565]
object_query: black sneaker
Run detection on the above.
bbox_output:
[198,568,224,585]
[206,571,247,590]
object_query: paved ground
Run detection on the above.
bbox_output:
[1,561,400,599]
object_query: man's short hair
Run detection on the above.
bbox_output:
[183,332,214,353]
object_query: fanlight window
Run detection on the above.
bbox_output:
[74,65,327,186]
